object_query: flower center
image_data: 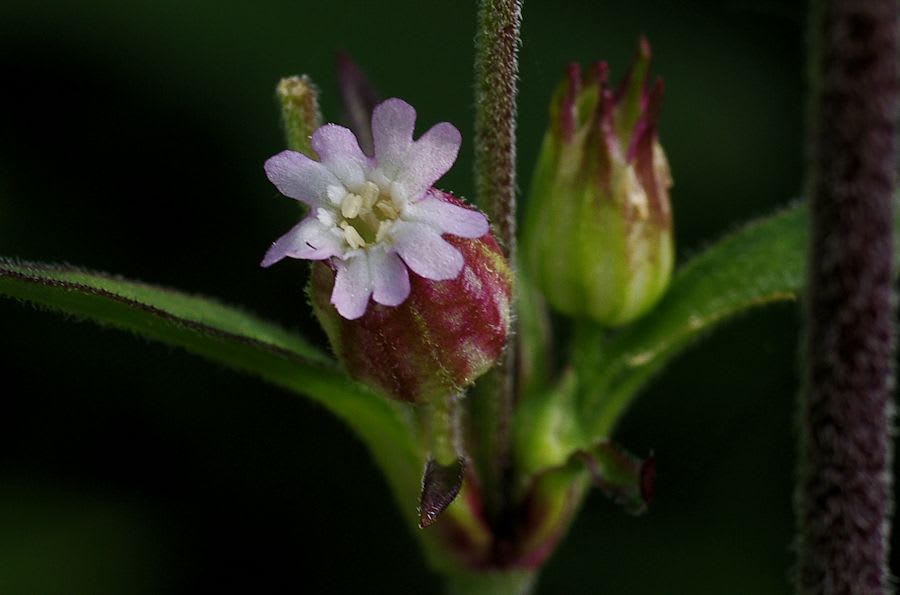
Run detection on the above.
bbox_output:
[338,181,400,250]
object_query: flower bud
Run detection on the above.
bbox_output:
[309,190,512,403]
[276,75,322,157]
[523,38,673,326]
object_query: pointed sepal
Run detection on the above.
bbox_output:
[419,457,466,528]
[575,441,654,515]
[523,37,674,326]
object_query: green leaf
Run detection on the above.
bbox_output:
[0,258,424,520]
[578,203,810,438]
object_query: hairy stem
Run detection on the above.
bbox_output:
[474,0,521,256]
[797,1,898,593]
[471,0,523,534]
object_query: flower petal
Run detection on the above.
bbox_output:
[391,221,464,281]
[311,124,368,189]
[371,98,416,181]
[369,249,411,307]
[395,122,461,201]
[405,197,488,239]
[265,150,341,207]
[332,254,373,319]
[261,216,344,267]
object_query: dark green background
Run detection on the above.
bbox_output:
[0,0,863,593]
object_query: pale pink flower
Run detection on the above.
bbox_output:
[262,98,488,320]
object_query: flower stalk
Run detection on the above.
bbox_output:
[470,0,523,531]
[797,0,898,592]
[474,0,522,258]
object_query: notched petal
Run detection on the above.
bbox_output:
[332,254,374,319]
[392,222,464,281]
[371,98,417,180]
[396,122,462,201]
[311,124,369,189]
[261,216,343,267]
[264,150,340,207]
[405,197,488,239]
[370,249,411,306]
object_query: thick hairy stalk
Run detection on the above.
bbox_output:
[797,1,898,592]
[470,0,523,532]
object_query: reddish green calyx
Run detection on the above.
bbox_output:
[553,38,669,227]
[309,191,513,404]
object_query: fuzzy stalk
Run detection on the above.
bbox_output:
[471,0,523,532]
[474,0,521,256]
[797,0,898,593]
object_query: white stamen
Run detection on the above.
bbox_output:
[327,185,346,206]
[340,222,366,249]
[375,200,398,219]
[341,193,363,219]
[390,181,409,204]
[359,181,380,208]
[316,209,335,226]
[375,220,392,243]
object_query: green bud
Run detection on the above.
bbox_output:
[276,75,322,157]
[523,38,673,326]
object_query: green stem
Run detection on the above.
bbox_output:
[471,0,523,527]
[421,393,463,466]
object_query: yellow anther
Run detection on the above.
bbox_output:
[341,193,363,219]
[375,199,398,219]
[360,181,380,209]
[340,221,366,249]
[360,212,379,230]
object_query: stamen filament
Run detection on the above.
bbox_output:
[375,220,391,243]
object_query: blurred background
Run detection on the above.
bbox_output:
[0,0,843,593]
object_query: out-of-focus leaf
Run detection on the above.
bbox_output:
[579,203,809,438]
[0,258,424,522]
[516,262,553,400]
